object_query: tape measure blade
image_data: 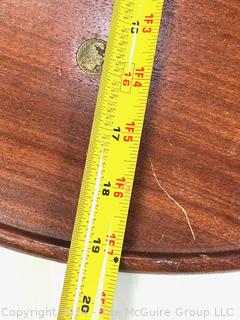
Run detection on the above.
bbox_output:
[58,0,164,319]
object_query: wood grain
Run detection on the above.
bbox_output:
[0,0,240,272]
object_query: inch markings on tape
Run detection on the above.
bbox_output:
[57,1,164,319]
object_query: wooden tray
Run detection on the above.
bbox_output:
[0,0,240,273]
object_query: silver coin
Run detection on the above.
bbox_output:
[76,39,107,75]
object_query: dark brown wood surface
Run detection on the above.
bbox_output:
[0,0,240,272]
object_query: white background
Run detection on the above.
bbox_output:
[0,246,239,320]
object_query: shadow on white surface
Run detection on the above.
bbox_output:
[0,247,239,319]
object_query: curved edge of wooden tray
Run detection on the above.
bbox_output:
[1,225,240,273]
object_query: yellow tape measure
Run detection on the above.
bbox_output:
[58,0,164,319]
